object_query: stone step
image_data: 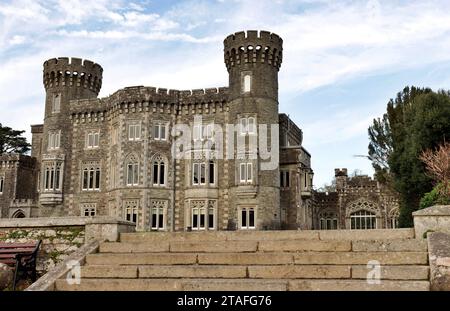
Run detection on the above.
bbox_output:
[79,264,428,280]
[99,240,363,254]
[248,265,351,279]
[120,229,415,243]
[351,265,429,280]
[351,239,427,252]
[100,242,170,253]
[54,278,430,291]
[318,229,415,240]
[169,241,258,253]
[86,251,428,266]
[86,253,198,265]
[259,240,352,252]
[293,252,428,265]
[288,279,430,291]
[120,230,319,243]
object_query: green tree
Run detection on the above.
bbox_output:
[368,87,450,227]
[0,123,30,154]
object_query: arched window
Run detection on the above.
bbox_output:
[319,212,338,230]
[82,161,100,191]
[126,155,139,186]
[153,155,166,186]
[350,210,377,230]
[43,161,63,191]
[389,208,400,229]
[12,210,25,218]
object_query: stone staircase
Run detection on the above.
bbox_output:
[55,229,430,291]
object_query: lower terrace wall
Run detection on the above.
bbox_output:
[0,217,135,276]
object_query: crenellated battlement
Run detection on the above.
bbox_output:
[223,30,283,72]
[68,85,230,121]
[43,57,103,95]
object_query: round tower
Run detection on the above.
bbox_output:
[224,30,282,101]
[39,57,103,213]
[224,31,283,230]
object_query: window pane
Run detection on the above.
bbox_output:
[240,164,246,182]
[158,213,164,229]
[136,125,141,139]
[333,219,338,229]
[50,170,54,190]
[128,165,133,185]
[286,172,290,187]
[95,170,100,189]
[94,133,99,146]
[192,209,198,229]
[154,125,159,139]
[241,209,247,228]
[151,209,157,229]
[244,75,251,92]
[248,117,255,134]
[280,172,284,187]
[247,163,252,182]
[240,118,247,134]
[160,163,165,185]
[208,209,214,229]
[200,163,206,184]
[249,209,255,227]
[129,126,134,140]
[209,162,215,184]
[45,170,50,190]
[193,163,199,184]
[83,170,88,189]
[126,213,131,221]
[87,170,92,189]
[200,211,205,228]
[55,167,60,190]
[153,163,158,184]
[133,164,138,184]
[161,125,166,140]
[132,213,137,223]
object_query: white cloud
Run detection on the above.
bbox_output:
[1,0,450,185]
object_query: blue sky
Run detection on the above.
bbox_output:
[1,0,450,187]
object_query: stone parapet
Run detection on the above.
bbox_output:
[413,205,450,238]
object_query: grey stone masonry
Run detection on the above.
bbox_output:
[0,30,315,232]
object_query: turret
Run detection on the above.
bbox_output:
[224,30,282,101]
[224,31,283,230]
[39,57,103,212]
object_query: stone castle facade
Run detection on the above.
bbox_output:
[0,30,399,231]
[313,169,400,230]
[0,30,315,231]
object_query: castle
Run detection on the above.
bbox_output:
[0,30,399,231]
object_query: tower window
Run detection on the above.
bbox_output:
[52,94,61,113]
[81,162,101,191]
[153,156,166,186]
[153,123,168,141]
[86,131,100,149]
[243,74,251,93]
[43,162,63,191]
[0,176,4,194]
[239,162,253,184]
[126,163,139,186]
[128,123,141,141]
[48,131,61,150]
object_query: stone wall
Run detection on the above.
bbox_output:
[0,216,135,276]
[0,226,84,274]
